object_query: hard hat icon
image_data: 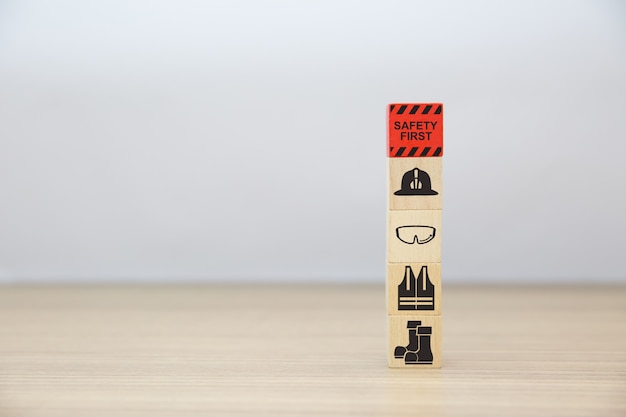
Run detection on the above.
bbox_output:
[394,168,438,196]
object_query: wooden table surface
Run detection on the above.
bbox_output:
[0,284,624,417]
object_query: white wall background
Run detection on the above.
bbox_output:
[0,0,625,283]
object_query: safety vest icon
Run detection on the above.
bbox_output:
[397,265,435,311]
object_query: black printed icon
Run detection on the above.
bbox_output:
[398,266,435,311]
[394,167,438,196]
[396,226,436,244]
[394,321,434,365]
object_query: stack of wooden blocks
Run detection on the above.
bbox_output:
[386,103,443,368]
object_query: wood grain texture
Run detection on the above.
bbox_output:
[1,284,625,416]
[388,157,442,210]
[388,315,442,368]
[387,263,441,315]
[387,210,442,263]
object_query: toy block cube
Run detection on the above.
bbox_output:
[388,315,442,368]
[387,103,443,158]
[387,263,441,316]
[388,157,442,211]
[387,210,442,263]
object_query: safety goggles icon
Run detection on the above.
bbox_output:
[396,226,436,245]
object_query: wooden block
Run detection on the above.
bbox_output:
[387,210,442,263]
[387,103,443,157]
[388,315,442,368]
[388,157,442,210]
[387,263,441,315]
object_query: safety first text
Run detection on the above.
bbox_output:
[393,121,437,141]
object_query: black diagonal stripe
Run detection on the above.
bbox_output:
[409,105,420,114]
[389,105,395,113]
[397,105,407,115]
[420,147,431,156]
[433,147,442,156]
[422,105,433,114]
[407,147,418,157]
[395,147,406,157]
[389,147,394,154]
[434,105,442,114]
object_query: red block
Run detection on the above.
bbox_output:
[388,103,443,157]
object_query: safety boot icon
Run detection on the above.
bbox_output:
[394,321,434,365]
